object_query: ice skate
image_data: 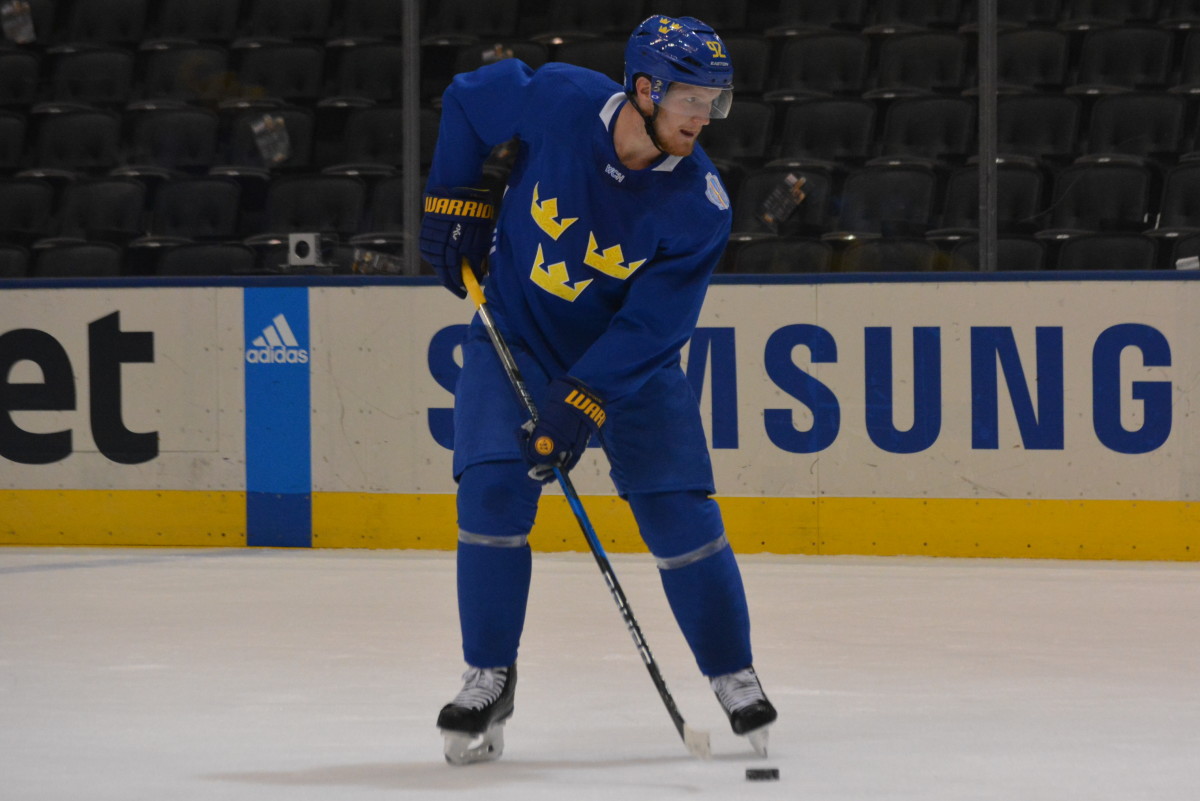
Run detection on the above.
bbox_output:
[437,664,516,765]
[711,666,777,757]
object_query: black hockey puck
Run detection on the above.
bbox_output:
[745,767,780,781]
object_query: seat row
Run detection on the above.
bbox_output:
[0,170,420,277]
[0,40,423,109]
[10,1,1200,52]
[706,92,1200,180]
[0,171,415,245]
[0,104,439,177]
[428,26,1200,106]
[727,159,1200,244]
[718,231,1199,274]
[4,159,1199,277]
[4,230,1190,279]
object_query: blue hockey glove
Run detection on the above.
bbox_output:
[420,188,496,298]
[521,379,606,484]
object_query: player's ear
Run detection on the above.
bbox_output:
[634,75,653,109]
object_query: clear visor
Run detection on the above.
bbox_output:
[653,81,734,120]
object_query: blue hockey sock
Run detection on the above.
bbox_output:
[456,538,531,667]
[628,491,753,677]
[658,545,753,677]
[455,460,540,667]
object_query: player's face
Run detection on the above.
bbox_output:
[653,84,726,157]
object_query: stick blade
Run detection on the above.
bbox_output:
[683,723,712,760]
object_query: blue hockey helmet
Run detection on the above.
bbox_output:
[624,15,734,119]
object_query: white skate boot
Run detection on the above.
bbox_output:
[711,666,777,758]
[437,664,516,765]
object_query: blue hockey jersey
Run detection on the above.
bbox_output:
[427,59,732,403]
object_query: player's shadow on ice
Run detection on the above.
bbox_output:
[205,753,737,791]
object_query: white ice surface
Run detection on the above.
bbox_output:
[2,548,1198,800]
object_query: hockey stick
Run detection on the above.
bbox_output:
[460,261,712,760]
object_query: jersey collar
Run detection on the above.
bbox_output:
[598,92,682,173]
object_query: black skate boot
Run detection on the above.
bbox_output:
[711,666,777,757]
[437,664,517,765]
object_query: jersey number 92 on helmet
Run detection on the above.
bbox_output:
[624,15,734,120]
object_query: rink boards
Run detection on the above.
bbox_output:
[1,273,1198,560]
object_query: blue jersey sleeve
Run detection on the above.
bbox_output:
[425,59,536,191]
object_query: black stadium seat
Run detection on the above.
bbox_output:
[928,160,1046,241]
[1036,161,1154,240]
[156,243,257,276]
[699,100,774,165]
[1059,0,1159,31]
[1082,93,1187,162]
[137,44,231,105]
[553,39,627,85]
[528,0,648,41]
[334,0,408,41]
[57,0,146,47]
[45,177,147,246]
[1068,27,1175,95]
[241,0,333,42]
[0,177,55,246]
[126,106,221,173]
[951,236,1048,271]
[422,0,521,44]
[144,177,242,241]
[840,238,940,272]
[1146,161,1200,240]
[732,166,835,237]
[732,238,834,274]
[875,95,976,167]
[865,0,966,34]
[232,42,325,105]
[31,109,122,174]
[769,0,870,34]
[997,94,1082,164]
[775,98,878,169]
[33,242,125,277]
[44,47,135,108]
[825,163,940,239]
[866,31,969,98]
[990,29,1070,93]
[766,33,872,99]
[325,42,408,105]
[254,174,366,238]
[1055,233,1159,269]
[221,106,315,171]
[0,244,30,277]
[0,111,25,174]
[0,50,40,108]
[149,0,241,43]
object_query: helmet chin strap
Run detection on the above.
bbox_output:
[628,91,668,155]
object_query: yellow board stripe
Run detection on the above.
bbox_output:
[0,490,246,547]
[2,490,1196,561]
[313,493,1199,561]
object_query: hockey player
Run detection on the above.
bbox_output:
[420,15,777,765]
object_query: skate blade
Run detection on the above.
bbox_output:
[746,726,770,758]
[683,723,712,760]
[442,724,505,766]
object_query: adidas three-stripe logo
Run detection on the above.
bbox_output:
[246,314,309,364]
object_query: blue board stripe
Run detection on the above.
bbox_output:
[244,287,312,547]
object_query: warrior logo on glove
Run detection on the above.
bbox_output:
[522,378,606,483]
[419,187,497,298]
[565,388,606,426]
